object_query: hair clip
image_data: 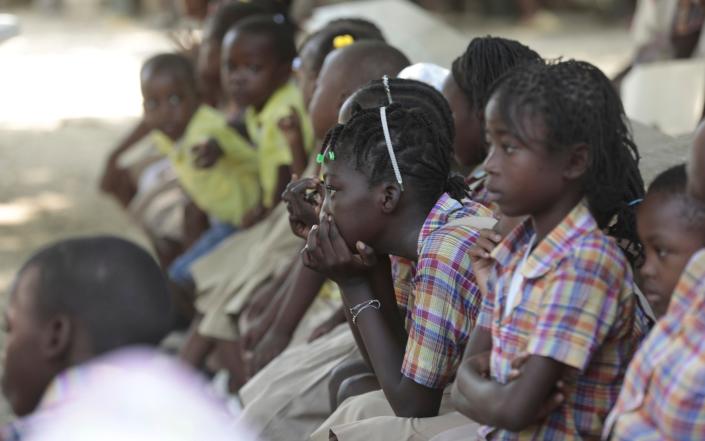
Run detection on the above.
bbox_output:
[627,198,643,207]
[333,34,355,49]
[379,106,404,191]
[316,150,336,164]
[382,75,393,104]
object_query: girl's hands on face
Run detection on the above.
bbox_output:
[282,175,322,238]
[301,214,377,285]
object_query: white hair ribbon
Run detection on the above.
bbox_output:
[382,75,393,104]
[379,106,403,191]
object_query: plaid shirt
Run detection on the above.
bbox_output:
[476,202,649,440]
[391,193,492,389]
[604,249,705,440]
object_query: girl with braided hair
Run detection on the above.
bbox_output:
[449,59,651,440]
[443,36,542,208]
[304,83,495,439]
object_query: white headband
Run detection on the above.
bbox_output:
[382,75,393,104]
[379,106,403,191]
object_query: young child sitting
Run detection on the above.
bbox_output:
[238,78,468,441]
[139,53,261,291]
[304,91,494,439]
[442,36,541,207]
[636,163,705,319]
[196,1,274,109]
[294,18,385,108]
[1,236,171,437]
[219,14,314,222]
[603,121,705,440]
[450,60,650,439]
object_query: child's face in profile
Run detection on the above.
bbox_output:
[637,193,705,318]
[321,158,382,250]
[442,75,485,169]
[141,72,199,141]
[687,122,705,204]
[221,30,290,111]
[2,267,56,417]
[483,94,567,218]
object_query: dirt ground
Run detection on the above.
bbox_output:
[0,1,692,425]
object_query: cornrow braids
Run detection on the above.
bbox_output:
[452,36,542,115]
[300,19,385,75]
[351,78,455,146]
[490,59,645,265]
[327,101,466,209]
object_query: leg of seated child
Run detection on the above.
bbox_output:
[337,373,380,409]
[328,359,373,411]
[178,314,215,368]
[214,338,248,393]
[168,219,237,289]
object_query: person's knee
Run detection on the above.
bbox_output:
[328,360,371,410]
[336,373,380,408]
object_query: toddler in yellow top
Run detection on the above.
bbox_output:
[141,53,260,227]
[140,53,264,290]
[221,14,314,222]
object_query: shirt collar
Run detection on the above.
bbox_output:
[492,201,598,279]
[417,193,464,255]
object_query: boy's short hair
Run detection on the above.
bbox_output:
[648,163,705,229]
[20,236,172,354]
[141,53,198,93]
[229,14,297,63]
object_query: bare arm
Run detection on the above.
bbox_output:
[453,348,568,432]
[303,217,443,417]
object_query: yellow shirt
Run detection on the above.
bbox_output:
[244,81,314,208]
[152,105,260,226]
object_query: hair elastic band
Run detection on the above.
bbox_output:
[627,198,643,207]
[380,106,404,191]
[382,75,393,104]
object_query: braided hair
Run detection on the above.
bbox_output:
[452,36,542,116]
[324,78,467,209]
[490,59,645,265]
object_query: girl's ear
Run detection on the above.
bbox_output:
[563,143,590,180]
[379,182,402,214]
[41,315,72,362]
